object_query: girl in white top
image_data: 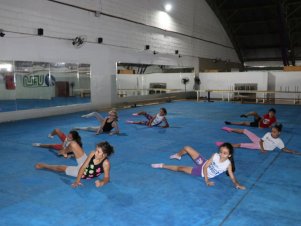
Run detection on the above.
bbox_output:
[218,124,300,154]
[126,108,169,128]
[151,143,245,189]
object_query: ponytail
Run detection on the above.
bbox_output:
[69,130,83,148]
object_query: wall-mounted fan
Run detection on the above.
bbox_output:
[181,78,189,92]
[72,36,87,48]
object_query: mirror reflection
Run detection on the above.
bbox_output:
[116,63,195,97]
[0,60,91,112]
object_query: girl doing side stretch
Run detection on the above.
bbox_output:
[152,143,245,189]
[74,110,119,135]
[32,128,82,158]
[35,141,114,188]
[217,124,300,154]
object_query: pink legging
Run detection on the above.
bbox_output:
[240,129,261,150]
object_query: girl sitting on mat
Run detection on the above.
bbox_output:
[217,124,300,155]
[151,143,245,189]
[35,141,114,188]
[73,110,119,135]
[32,128,82,158]
[126,108,169,128]
[224,108,277,129]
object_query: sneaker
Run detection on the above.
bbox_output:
[48,134,54,139]
[32,143,41,147]
[240,114,247,118]
[151,163,163,168]
[169,153,181,160]
[222,127,233,133]
[215,142,224,147]
[132,113,139,116]
[126,120,134,124]
[224,121,231,125]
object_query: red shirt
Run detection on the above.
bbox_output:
[259,114,276,128]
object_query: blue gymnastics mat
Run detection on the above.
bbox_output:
[0,101,300,226]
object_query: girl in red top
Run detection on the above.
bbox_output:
[225,108,276,128]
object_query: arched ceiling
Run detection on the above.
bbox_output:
[206,0,301,66]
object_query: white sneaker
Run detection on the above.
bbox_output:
[169,153,181,160]
[32,143,41,147]
[151,163,163,168]
[48,134,54,139]
[132,113,139,116]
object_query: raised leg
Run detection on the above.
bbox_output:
[170,146,200,160]
[82,112,104,123]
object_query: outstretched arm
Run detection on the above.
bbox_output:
[95,160,110,187]
[227,165,246,190]
[161,117,169,128]
[109,121,120,135]
[203,155,214,186]
[259,140,267,153]
[282,147,301,155]
[72,151,95,188]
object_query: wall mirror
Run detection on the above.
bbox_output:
[116,63,195,97]
[0,60,91,112]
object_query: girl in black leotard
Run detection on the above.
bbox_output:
[73,110,119,135]
[35,141,114,188]
[73,141,114,188]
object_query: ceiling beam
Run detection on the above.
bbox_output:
[236,32,279,37]
[229,18,277,25]
[242,45,281,50]
[221,4,276,12]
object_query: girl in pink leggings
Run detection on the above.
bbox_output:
[217,124,300,155]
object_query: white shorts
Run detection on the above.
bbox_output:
[65,153,87,177]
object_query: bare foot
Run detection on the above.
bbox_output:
[35,163,45,169]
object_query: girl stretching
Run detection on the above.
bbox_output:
[35,141,114,188]
[126,108,169,128]
[32,128,82,158]
[217,124,300,154]
[151,143,245,189]
[73,110,119,135]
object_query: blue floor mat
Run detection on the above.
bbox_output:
[0,101,301,226]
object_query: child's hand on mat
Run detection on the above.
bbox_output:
[95,180,105,187]
[260,149,267,153]
[205,180,215,187]
[236,184,246,190]
[71,181,83,188]
[58,150,68,158]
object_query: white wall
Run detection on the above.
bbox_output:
[269,71,301,99]
[198,71,301,101]
[116,72,195,96]
[0,0,238,122]
[199,72,268,98]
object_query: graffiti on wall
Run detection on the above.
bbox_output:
[23,74,56,87]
